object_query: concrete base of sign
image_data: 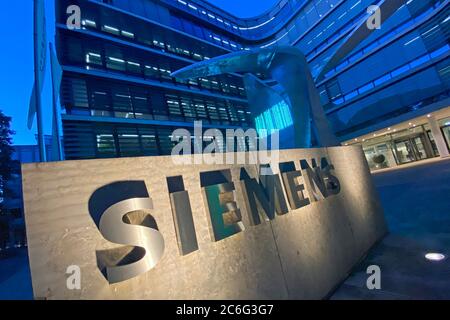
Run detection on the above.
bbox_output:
[22,146,387,299]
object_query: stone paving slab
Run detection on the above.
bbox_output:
[332,158,450,300]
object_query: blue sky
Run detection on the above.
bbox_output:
[0,0,277,145]
[0,0,55,145]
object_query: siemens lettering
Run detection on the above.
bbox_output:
[93,157,340,283]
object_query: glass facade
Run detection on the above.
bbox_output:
[360,125,436,170]
[345,107,450,171]
[56,0,450,160]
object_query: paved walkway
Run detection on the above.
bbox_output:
[332,158,450,299]
[0,248,33,300]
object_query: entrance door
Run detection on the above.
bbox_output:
[393,134,431,164]
[394,139,416,164]
[411,136,427,160]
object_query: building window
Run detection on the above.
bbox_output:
[96,133,116,157]
[107,56,126,71]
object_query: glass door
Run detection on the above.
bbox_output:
[393,134,433,164]
[394,139,416,164]
[426,130,440,156]
[441,125,450,150]
[411,136,427,160]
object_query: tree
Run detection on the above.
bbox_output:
[0,110,16,211]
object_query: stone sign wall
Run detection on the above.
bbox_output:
[22,146,387,299]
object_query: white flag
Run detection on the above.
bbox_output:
[50,43,64,161]
[50,43,62,103]
[28,84,37,129]
[28,0,47,129]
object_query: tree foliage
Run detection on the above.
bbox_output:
[0,109,15,205]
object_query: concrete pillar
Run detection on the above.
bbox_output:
[427,116,450,158]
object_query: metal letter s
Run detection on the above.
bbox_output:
[97,197,165,284]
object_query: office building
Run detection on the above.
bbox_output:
[55,0,450,169]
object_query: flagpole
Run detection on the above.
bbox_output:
[33,0,47,162]
[49,42,63,161]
